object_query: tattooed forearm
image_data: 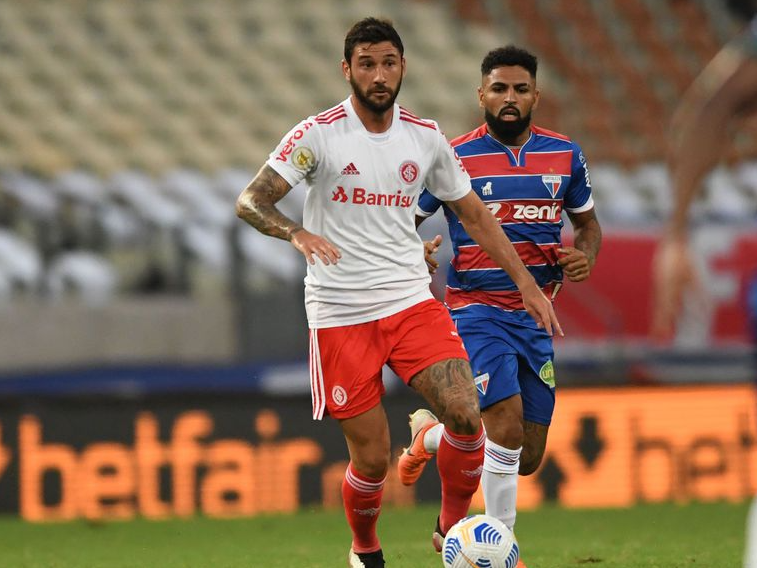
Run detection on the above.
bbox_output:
[410,358,480,434]
[235,165,303,241]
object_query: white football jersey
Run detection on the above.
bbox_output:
[266,96,471,328]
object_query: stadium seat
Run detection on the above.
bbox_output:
[107,170,184,230]
[0,229,43,293]
[160,168,234,229]
[45,251,118,306]
[704,167,755,219]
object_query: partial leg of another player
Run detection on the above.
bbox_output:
[480,395,525,530]
[340,403,391,568]
[745,495,757,568]
[483,396,549,568]
[403,358,485,551]
[479,397,547,568]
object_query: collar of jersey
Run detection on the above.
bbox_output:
[344,96,400,142]
[484,129,534,168]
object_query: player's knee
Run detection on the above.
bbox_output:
[487,420,524,449]
[441,398,481,436]
[482,404,523,448]
[354,452,390,480]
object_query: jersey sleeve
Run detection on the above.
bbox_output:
[422,128,472,203]
[265,118,320,188]
[416,187,442,218]
[563,143,595,213]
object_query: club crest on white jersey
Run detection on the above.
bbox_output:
[399,160,420,184]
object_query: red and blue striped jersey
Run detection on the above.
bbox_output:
[417,123,594,321]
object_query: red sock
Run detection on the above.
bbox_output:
[342,462,385,553]
[436,424,485,533]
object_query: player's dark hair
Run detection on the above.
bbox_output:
[344,17,404,63]
[481,45,538,78]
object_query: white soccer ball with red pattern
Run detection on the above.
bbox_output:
[441,514,519,568]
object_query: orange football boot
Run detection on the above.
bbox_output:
[397,409,439,486]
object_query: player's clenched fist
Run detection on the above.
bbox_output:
[557,246,594,282]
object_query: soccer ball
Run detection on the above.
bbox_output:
[441,514,519,568]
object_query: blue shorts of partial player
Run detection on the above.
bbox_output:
[452,304,556,426]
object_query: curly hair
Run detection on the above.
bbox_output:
[481,45,538,78]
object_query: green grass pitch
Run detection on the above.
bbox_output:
[0,501,749,567]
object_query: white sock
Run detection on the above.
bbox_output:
[423,423,444,453]
[745,496,757,568]
[481,438,521,531]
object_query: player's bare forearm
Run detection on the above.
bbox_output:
[668,53,757,238]
[569,209,602,269]
[560,209,601,283]
[235,164,303,241]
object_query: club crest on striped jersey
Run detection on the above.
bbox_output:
[542,174,562,197]
[474,372,490,395]
[399,160,420,184]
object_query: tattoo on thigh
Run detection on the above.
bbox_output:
[412,358,478,426]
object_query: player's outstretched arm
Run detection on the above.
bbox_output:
[236,165,341,265]
[667,50,757,242]
[447,191,563,336]
[560,209,601,282]
[653,50,757,337]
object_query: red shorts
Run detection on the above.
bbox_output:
[309,299,469,420]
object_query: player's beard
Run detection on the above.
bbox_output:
[484,107,532,144]
[350,76,402,114]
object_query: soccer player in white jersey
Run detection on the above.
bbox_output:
[236,18,561,568]
[653,2,757,566]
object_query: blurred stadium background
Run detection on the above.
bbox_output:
[0,0,754,532]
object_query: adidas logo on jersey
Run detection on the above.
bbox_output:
[341,162,360,175]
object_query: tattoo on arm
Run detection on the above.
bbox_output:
[236,165,302,241]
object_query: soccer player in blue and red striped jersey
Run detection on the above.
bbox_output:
[398,45,601,565]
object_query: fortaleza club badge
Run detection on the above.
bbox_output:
[542,175,562,198]
[539,360,555,388]
[474,372,490,396]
